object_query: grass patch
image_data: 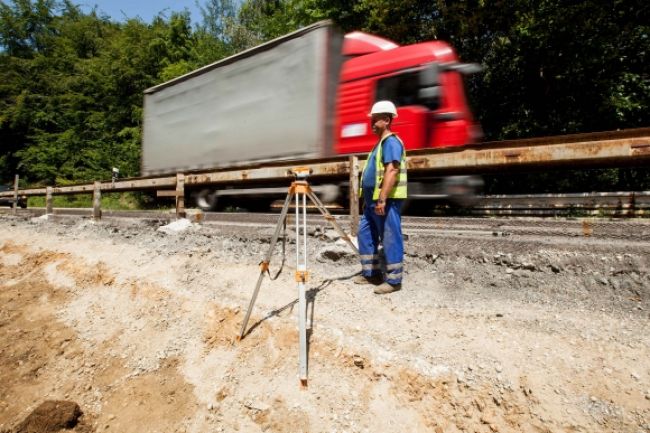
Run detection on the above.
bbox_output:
[27,192,173,210]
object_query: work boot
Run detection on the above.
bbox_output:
[352,274,383,285]
[373,282,401,294]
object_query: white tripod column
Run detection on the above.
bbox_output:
[295,186,308,386]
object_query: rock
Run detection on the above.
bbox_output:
[323,229,340,242]
[157,218,194,235]
[620,279,635,292]
[353,355,365,369]
[550,264,561,273]
[480,414,494,424]
[13,400,82,433]
[425,253,440,264]
[244,401,270,412]
[31,214,50,223]
[521,262,536,271]
[334,238,354,248]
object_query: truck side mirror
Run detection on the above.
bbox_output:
[419,62,440,87]
[419,63,442,109]
[418,86,441,100]
[442,62,483,75]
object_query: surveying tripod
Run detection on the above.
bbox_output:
[238,167,359,386]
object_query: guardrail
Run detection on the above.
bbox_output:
[2,128,650,223]
[3,191,650,220]
[468,191,650,217]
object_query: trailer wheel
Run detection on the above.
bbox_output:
[195,189,219,212]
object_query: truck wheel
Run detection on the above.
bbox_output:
[195,189,219,211]
[444,175,484,207]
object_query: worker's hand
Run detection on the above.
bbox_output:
[374,200,386,216]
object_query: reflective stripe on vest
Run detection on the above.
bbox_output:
[358,133,408,199]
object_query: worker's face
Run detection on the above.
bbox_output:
[371,114,391,135]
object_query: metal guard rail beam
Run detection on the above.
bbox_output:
[2,128,649,197]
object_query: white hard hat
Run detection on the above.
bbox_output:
[369,100,398,118]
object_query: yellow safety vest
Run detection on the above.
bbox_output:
[359,133,408,200]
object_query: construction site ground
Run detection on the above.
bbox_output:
[0,214,648,433]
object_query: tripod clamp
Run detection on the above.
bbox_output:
[288,166,312,179]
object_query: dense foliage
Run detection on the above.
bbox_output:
[1,0,648,192]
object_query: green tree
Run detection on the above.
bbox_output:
[1,1,209,184]
[434,0,649,139]
[1,0,648,195]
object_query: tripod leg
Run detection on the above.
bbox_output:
[299,275,307,385]
[297,191,308,385]
[239,191,294,339]
[307,190,359,255]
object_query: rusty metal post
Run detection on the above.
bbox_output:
[12,174,18,215]
[46,187,53,215]
[348,156,359,236]
[176,173,186,219]
[92,181,101,220]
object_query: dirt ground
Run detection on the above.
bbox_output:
[0,215,648,433]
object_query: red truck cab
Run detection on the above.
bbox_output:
[335,32,481,155]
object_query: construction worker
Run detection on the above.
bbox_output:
[354,100,407,294]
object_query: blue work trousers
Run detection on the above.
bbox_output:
[357,197,404,285]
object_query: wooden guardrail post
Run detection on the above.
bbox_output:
[176,173,186,218]
[629,192,636,218]
[46,187,53,215]
[348,156,360,236]
[12,174,18,215]
[92,181,101,220]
